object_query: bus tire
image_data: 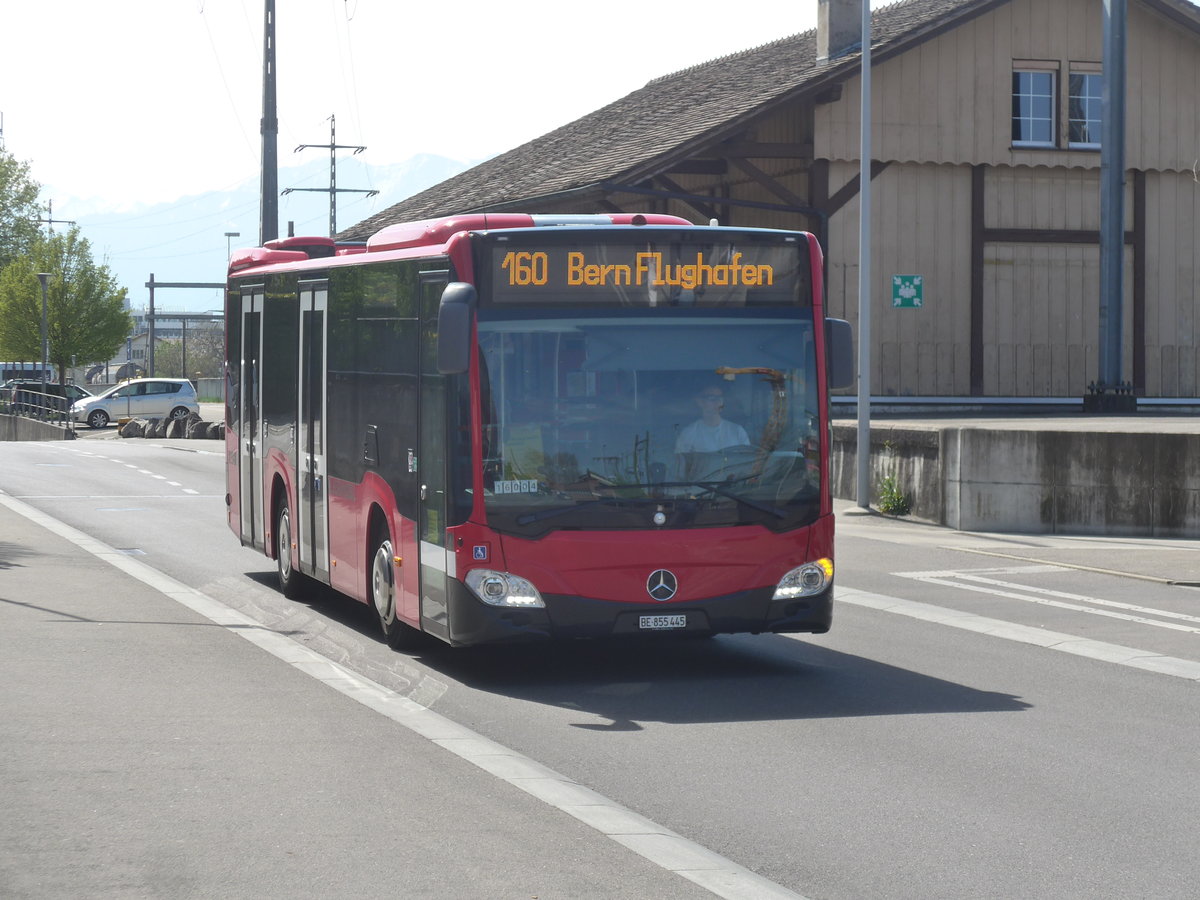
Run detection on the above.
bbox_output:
[370,526,422,650]
[275,502,308,600]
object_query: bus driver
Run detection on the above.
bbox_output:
[674,385,750,454]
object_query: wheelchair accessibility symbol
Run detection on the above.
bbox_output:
[473,545,488,561]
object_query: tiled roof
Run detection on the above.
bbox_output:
[337,0,1194,240]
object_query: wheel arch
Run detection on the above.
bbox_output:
[269,473,289,563]
[366,502,390,563]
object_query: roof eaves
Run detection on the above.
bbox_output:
[618,1,1005,186]
[1141,0,1200,30]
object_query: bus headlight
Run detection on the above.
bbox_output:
[772,559,833,599]
[465,569,546,608]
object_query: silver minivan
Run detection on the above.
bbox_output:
[71,378,200,429]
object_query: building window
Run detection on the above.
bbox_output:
[1012,70,1056,147]
[1068,71,1102,149]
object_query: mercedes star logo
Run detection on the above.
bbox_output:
[646,569,678,602]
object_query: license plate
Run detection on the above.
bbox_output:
[639,614,687,630]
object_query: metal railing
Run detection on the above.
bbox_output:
[0,387,75,434]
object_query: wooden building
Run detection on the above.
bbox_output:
[340,0,1200,401]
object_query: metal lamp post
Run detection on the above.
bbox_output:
[225,231,240,258]
[36,273,50,390]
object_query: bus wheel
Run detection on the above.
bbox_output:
[370,528,421,650]
[275,503,307,600]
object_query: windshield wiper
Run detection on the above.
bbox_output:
[586,480,790,520]
[515,494,658,526]
[512,479,789,526]
[666,480,789,519]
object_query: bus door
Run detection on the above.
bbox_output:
[239,286,265,551]
[417,271,453,634]
[297,281,330,581]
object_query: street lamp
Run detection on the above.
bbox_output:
[36,273,50,390]
[224,231,241,258]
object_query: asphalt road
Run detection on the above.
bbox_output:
[3,434,1199,899]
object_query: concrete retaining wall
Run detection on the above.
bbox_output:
[832,422,1200,536]
[194,378,223,402]
[1,414,71,442]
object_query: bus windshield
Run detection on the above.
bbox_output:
[477,308,821,536]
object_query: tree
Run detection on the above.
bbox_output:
[0,228,131,383]
[0,148,42,271]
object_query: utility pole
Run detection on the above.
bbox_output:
[260,0,279,244]
[855,0,873,510]
[1089,0,1134,412]
[284,114,378,237]
[37,273,50,391]
[38,199,76,232]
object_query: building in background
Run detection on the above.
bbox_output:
[339,0,1200,401]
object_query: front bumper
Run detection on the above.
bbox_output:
[442,580,833,646]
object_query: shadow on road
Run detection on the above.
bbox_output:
[242,570,1031,727]
[421,632,1031,726]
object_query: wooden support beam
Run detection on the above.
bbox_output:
[650,174,717,221]
[728,158,808,209]
[719,141,813,158]
[821,161,891,217]
[665,159,728,175]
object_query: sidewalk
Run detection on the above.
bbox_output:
[0,496,713,900]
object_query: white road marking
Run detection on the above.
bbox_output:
[835,586,1200,682]
[0,490,809,900]
[49,447,203,497]
[896,566,1200,634]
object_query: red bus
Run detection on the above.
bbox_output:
[225,213,852,648]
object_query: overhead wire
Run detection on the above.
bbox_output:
[198,1,258,171]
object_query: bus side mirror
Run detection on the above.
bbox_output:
[437,282,477,375]
[825,318,854,389]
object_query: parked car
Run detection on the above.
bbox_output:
[1,380,92,415]
[71,378,199,429]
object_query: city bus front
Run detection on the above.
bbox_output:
[442,225,846,644]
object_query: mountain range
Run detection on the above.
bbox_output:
[64,154,470,314]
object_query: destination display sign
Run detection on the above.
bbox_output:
[487,238,808,307]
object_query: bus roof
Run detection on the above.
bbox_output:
[228,212,696,274]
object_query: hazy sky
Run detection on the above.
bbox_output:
[3,0,831,214]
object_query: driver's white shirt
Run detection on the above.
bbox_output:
[675,418,750,453]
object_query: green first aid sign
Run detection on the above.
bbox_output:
[892,275,923,308]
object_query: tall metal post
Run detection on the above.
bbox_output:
[855,0,873,509]
[260,0,279,244]
[37,273,50,389]
[1097,0,1129,406]
[286,114,377,238]
[330,115,338,236]
[148,274,156,377]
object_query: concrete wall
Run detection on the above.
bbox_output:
[832,422,1200,536]
[1,414,71,442]
[194,378,223,403]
